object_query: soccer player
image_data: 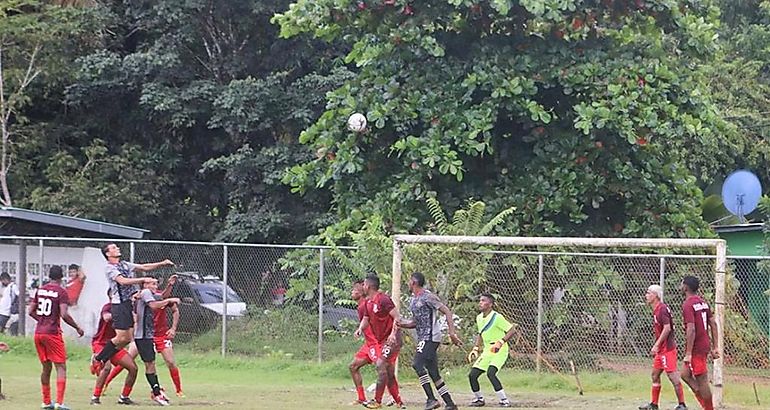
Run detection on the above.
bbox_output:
[680,276,719,410]
[29,266,84,410]
[153,274,184,397]
[349,279,400,407]
[467,293,516,407]
[90,292,139,405]
[91,243,173,378]
[400,272,462,410]
[638,285,687,410]
[135,276,181,406]
[354,274,403,409]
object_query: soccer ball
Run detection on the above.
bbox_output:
[347,113,367,132]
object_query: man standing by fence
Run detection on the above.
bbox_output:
[680,276,719,410]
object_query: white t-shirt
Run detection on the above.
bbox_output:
[0,283,19,316]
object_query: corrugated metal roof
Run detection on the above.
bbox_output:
[0,207,148,239]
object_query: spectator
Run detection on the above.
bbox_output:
[66,264,87,306]
[0,272,19,335]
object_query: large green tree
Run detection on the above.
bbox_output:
[276,0,742,240]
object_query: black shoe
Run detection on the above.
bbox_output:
[424,399,441,410]
[638,403,659,410]
[469,397,485,407]
[674,405,687,410]
[117,396,135,405]
[443,404,458,410]
[90,397,101,405]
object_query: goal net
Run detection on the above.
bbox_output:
[391,235,728,406]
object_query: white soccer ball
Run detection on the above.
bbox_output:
[347,113,367,132]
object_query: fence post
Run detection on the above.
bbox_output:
[129,242,135,263]
[659,257,666,301]
[17,240,27,337]
[318,249,325,363]
[221,245,228,358]
[713,241,727,408]
[39,239,44,286]
[392,239,403,378]
[536,254,544,373]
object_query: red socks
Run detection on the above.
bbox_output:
[41,384,51,404]
[651,383,661,405]
[387,378,402,404]
[356,385,366,402]
[56,379,66,405]
[169,367,182,393]
[121,385,133,398]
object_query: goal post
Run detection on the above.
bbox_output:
[391,235,727,407]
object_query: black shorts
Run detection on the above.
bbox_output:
[111,301,134,330]
[413,340,440,369]
[135,338,156,363]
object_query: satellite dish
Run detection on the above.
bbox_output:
[721,170,762,223]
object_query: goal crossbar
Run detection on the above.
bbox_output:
[391,235,727,407]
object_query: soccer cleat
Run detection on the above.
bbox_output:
[54,404,72,410]
[674,405,688,410]
[175,391,185,398]
[41,403,55,410]
[499,399,512,408]
[469,397,485,407]
[364,401,383,409]
[117,396,136,405]
[90,396,102,405]
[443,404,459,410]
[152,393,171,406]
[351,399,366,406]
[638,403,659,410]
[424,399,441,410]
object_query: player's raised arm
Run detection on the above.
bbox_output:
[437,304,462,346]
[59,302,84,337]
[167,303,180,339]
[134,259,174,273]
[160,275,177,299]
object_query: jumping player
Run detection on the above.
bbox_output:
[90,292,139,405]
[680,276,719,410]
[638,285,687,410]
[467,293,516,408]
[401,272,461,410]
[354,274,402,409]
[29,266,84,410]
[91,243,173,378]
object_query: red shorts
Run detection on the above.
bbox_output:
[154,336,173,353]
[35,334,66,364]
[91,341,128,366]
[685,353,708,376]
[354,343,377,364]
[373,341,400,364]
[653,349,678,373]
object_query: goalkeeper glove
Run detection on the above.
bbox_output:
[467,346,480,363]
[491,340,504,353]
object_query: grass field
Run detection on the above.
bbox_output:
[1,336,769,409]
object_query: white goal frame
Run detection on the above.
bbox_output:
[391,235,727,407]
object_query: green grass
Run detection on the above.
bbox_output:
[0,336,768,409]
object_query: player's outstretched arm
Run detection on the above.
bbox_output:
[115,275,152,286]
[60,303,84,337]
[160,275,178,299]
[149,298,180,311]
[437,304,462,346]
[134,259,175,273]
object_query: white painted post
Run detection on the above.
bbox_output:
[318,249,325,363]
[536,254,544,373]
[38,239,44,286]
[659,257,666,301]
[713,241,727,408]
[221,245,228,357]
[392,239,403,378]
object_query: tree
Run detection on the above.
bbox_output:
[275,0,740,241]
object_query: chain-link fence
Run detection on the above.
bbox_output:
[393,235,770,407]
[0,236,363,362]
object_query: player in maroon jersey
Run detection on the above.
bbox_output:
[681,276,719,410]
[354,275,402,409]
[29,266,84,410]
[348,279,400,407]
[638,285,687,410]
[89,290,139,405]
[152,274,183,396]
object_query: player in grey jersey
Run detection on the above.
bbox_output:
[401,272,462,410]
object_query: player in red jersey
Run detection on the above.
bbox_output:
[354,275,403,409]
[638,285,687,410]
[90,291,139,405]
[681,276,719,410]
[152,274,183,396]
[348,279,399,406]
[29,266,84,410]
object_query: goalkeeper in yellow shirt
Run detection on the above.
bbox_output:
[466,293,517,407]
